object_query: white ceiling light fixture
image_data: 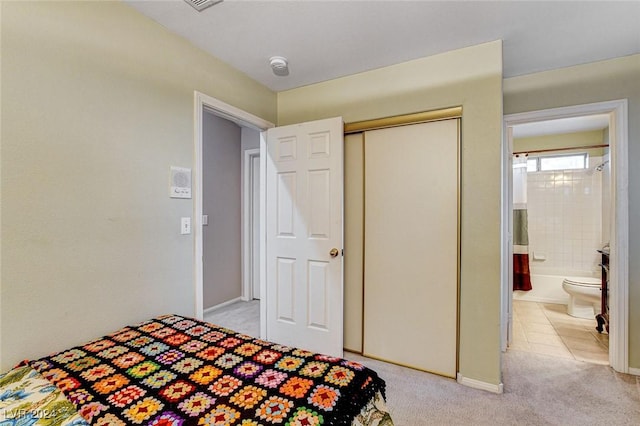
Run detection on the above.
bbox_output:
[269,56,289,77]
[184,0,223,12]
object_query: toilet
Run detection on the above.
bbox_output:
[562,277,602,319]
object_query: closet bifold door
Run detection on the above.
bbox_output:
[343,133,365,353]
[363,119,459,378]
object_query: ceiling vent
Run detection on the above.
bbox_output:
[184,0,223,12]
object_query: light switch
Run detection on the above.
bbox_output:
[202,215,209,226]
[181,217,191,235]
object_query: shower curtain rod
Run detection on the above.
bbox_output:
[514,144,609,155]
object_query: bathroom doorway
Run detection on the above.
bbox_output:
[502,100,629,372]
[510,124,610,365]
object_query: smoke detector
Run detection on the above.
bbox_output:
[184,0,223,12]
[269,56,290,77]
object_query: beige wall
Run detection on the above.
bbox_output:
[514,129,606,157]
[0,1,276,370]
[279,41,504,386]
[504,54,640,369]
[202,113,242,309]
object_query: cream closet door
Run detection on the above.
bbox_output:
[363,119,459,377]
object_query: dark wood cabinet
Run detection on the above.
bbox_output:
[596,249,610,333]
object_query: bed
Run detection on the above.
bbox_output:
[0,314,392,425]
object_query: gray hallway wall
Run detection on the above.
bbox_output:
[203,112,242,308]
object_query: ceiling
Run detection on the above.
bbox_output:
[125,0,639,92]
[512,114,610,139]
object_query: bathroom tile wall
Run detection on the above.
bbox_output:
[527,156,603,277]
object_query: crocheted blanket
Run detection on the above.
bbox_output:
[30,314,385,425]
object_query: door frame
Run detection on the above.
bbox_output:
[242,148,261,301]
[501,99,629,373]
[193,91,274,320]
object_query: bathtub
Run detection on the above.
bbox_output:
[513,273,600,305]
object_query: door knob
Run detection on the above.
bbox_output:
[330,248,340,258]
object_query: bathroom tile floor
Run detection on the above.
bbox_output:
[510,300,609,365]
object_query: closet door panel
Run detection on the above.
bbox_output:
[363,119,459,377]
[343,133,365,352]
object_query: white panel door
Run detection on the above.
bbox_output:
[364,119,459,377]
[265,117,344,357]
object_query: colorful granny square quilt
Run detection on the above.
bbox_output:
[31,315,386,425]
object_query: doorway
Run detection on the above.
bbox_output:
[193,92,274,332]
[510,123,610,364]
[194,95,345,356]
[502,100,629,373]
[201,112,244,310]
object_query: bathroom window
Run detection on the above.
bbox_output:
[527,153,588,172]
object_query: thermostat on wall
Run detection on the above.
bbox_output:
[170,166,192,199]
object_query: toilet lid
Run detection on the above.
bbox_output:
[563,278,601,287]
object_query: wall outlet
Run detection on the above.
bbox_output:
[181,217,191,235]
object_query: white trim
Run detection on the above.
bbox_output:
[259,132,268,340]
[194,91,274,322]
[242,148,261,302]
[194,94,204,320]
[199,94,273,131]
[628,367,640,376]
[457,373,504,394]
[608,100,629,373]
[203,297,243,316]
[502,99,629,374]
[513,296,566,305]
[501,126,514,352]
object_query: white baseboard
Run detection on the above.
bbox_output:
[203,297,242,316]
[457,373,504,394]
[628,367,640,376]
[512,295,566,305]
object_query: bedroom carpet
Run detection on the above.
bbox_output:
[205,300,640,425]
